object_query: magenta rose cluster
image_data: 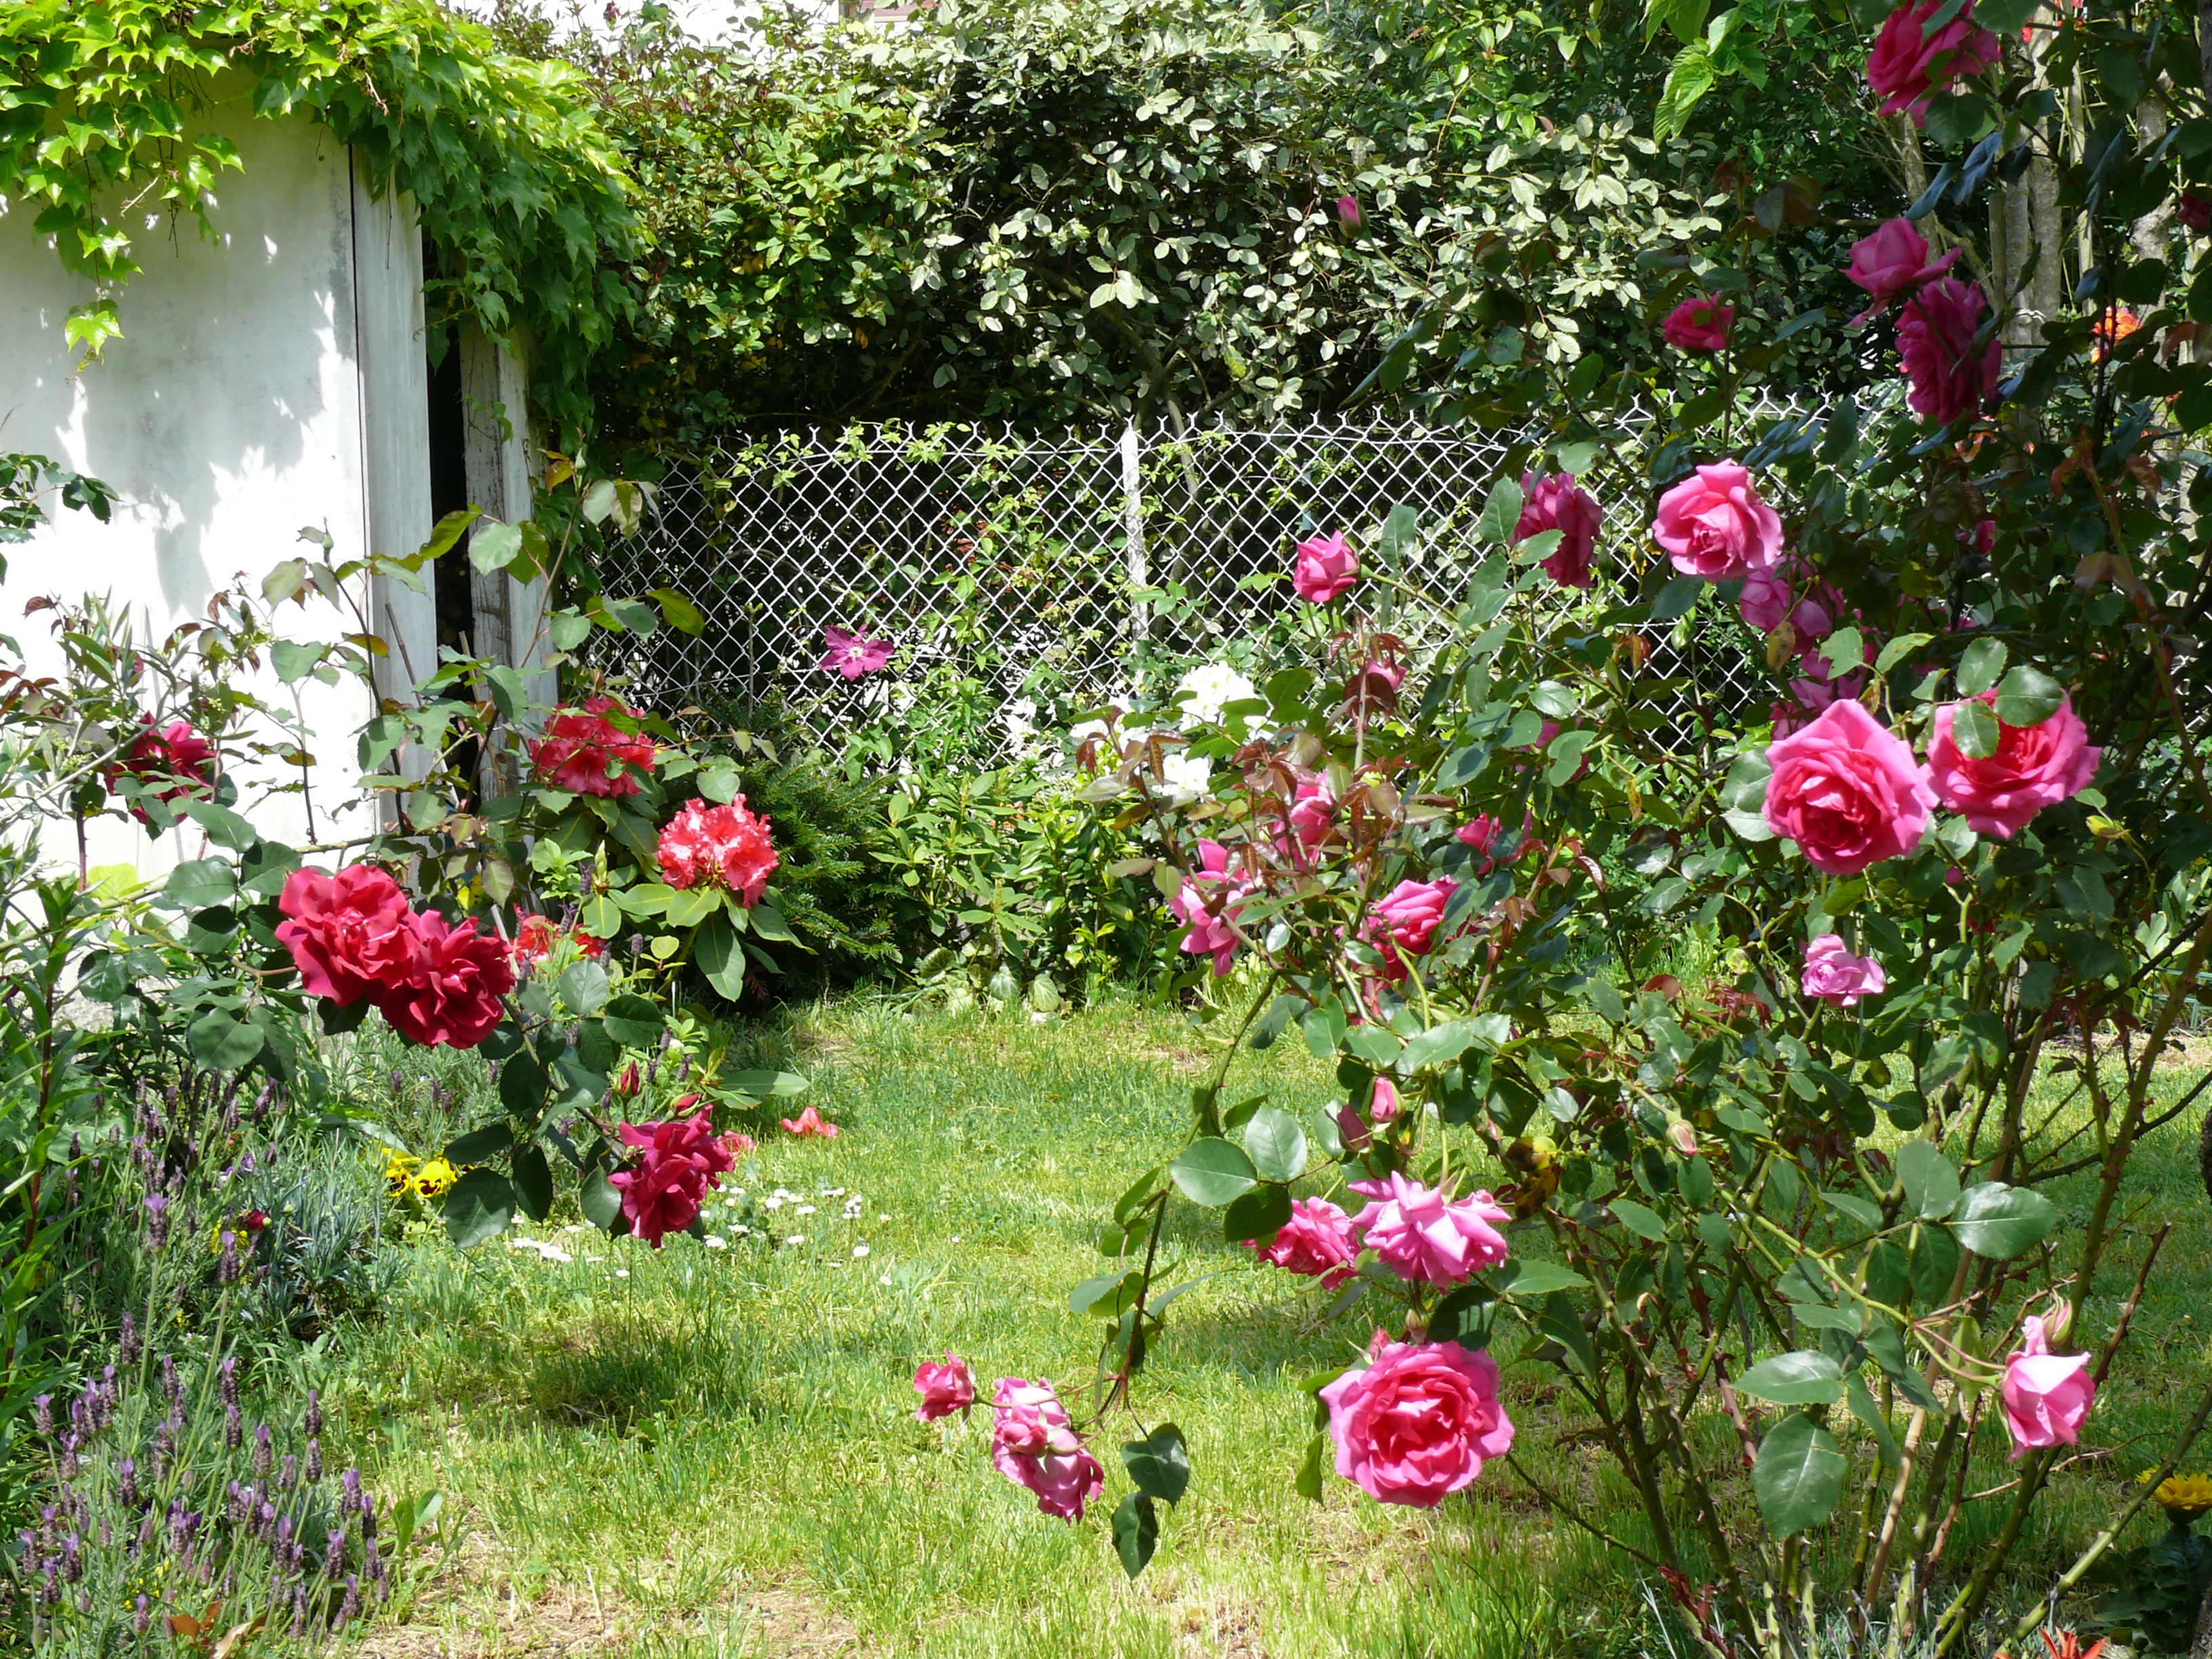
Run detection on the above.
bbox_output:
[911,1356,1108,1523]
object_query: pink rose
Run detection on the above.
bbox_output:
[1763,699,1933,874]
[1738,567,1793,632]
[1348,1173,1509,1286]
[1252,1197,1359,1289]
[1843,218,1962,323]
[657,796,779,904]
[821,625,895,680]
[1652,462,1784,581]
[529,697,655,797]
[914,1354,977,1422]
[1896,277,1999,428]
[989,1378,1105,1521]
[1924,693,2101,839]
[1866,0,2001,125]
[1515,472,1602,589]
[1367,878,1456,981]
[276,866,420,1007]
[1318,1337,1515,1507]
[1801,935,1887,1007]
[375,909,516,1050]
[1455,815,1501,858]
[609,1105,733,1247]
[1368,1077,1401,1124]
[1336,194,1361,228]
[2001,1311,2095,1460]
[1285,774,1338,861]
[1167,840,1247,977]
[1292,531,1359,604]
[1662,295,1734,353]
[780,1104,840,1139]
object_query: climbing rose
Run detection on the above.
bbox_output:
[1514,472,1602,589]
[1292,531,1359,604]
[275,866,420,1007]
[110,716,217,825]
[1924,693,2101,839]
[1456,815,1502,859]
[1738,568,1793,633]
[989,1379,1105,1521]
[820,625,895,680]
[2182,192,2212,234]
[1843,218,1961,322]
[375,910,515,1050]
[1168,840,1246,977]
[1652,462,1784,581]
[529,697,655,797]
[1896,278,2000,426]
[1866,0,2000,125]
[781,1104,840,1139]
[608,1107,733,1248]
[1252,1197,1361,1289]
[914,1355,977,1422]
[1763,700,1934,874]
[1367,1077,1402,1124]
[657,797,779,904]
[1373,878,1456,960]
[1319,1337,1515,1507]
[1336,194,1361,228]
[1348,1173,1510,1286]
[2001,1311,2095,1460]
[1661,295,1734,352]
[1801,935,1887,1008]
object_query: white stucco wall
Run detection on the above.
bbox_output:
[0,83,434,875]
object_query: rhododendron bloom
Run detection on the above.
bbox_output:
[1252,1197,1360,1289]
[657,796,779,904]
[914,1354,977,1422]
[276,866,421,1006]
[609,1107,733,1248]
[1292,531,1359,604]
[820,625,895,679]
[1801,935,1887,1007]
[1349,1173,1510,1285]
[529,697,655,797]
[1652,462,1784,581]
[1866,0,2000,125]
[376,910,516,1050]
[1168,840,1247,976]
[2001,1311,2095,1459]
[1896,278,2000,427]
[1515,472,1602,589]
[1763,699,1934,874]
[1843,218,1961,322]
[2091,306,2142,363]
[1319,1337,1514,1507]
[781,1105,840,1139]
[1925,693,2101,838]
[1662,295,1734,352]
[111,716,218,825]
[989,1378,1105,1521]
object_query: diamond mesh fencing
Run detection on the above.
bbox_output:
[587,407,1811,758]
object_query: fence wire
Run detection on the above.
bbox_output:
[588,409,1805,758]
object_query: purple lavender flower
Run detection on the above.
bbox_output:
[219,1356,237,1410]
[143,1192,171,1251]
[305,1438,323,1484]
[253,1422,272,1479]
[341,1468,362,1514]
[218,1229,240,1285]
[304,1389,322,1438]
[224,1401,242,1451]
[119,1312,140,1365]
[338,1574,360,1627]
[117,1458,138,1508]
[33,1395,50,1436]
[279,1453,297,1492]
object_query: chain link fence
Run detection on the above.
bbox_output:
[588,408,1808,758]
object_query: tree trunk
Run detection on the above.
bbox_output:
[2189,1571,2212,1659]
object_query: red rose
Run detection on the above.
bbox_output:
[1866,0,2000,126]
[374,910,514,1049]
[110,716,218,826]
[609,1107,733,1246]
[529,697,655,797]
[1896,278,2000,428]
[275,866,421,1006]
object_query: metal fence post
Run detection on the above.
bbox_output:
[1121,420,1147,654]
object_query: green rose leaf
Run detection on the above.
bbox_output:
[1950,1182,2057,1258]
[1956,636,2008,696]
[1609,1198,1668,1242]
[1169,1138,1258,1207]
[602,994,665,1048]
[1753,1412,1847,1536]
[1111,1492,1160,1579]
[499,1052,549,1118]
[443,1169,516,1248]
[1735,1350,1845,1406]
[161,857,237,912]
[187,1011,265,1072]
[1240,1105,1307,1183]
[1502,1260,1587,1298]
[1994,663,2066,729]
[512,1145,554,1222]
[1896,1141,1959,1220]
[1951,697,2000,760]
[1121,1423,1190,1506]
[1223,1183,1293,1244]
[579,1168,623,1231]
[1475,476,1525,546]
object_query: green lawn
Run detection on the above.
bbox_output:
[327,1000,2212,1659]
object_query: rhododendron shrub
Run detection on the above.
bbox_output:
[985,33,2212,1642]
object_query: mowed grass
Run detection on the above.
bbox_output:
[329,998,2212,1659]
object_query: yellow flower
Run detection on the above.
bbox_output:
[383,1150,422,1191]
[412,1157,459,1200]
[2152,1473,2212,1523]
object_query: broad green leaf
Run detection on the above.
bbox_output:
[1503,1261,1587,1298]
[1735,1350,1844,1406]
[693,912,745,1000]
[1169,1138,1258,1207]
[1121,1424,1190,1505]
[557,960,609,1017]
[1610,1198,1668,1241]
[512,1145,554,1222]
[1994,663,2066,729]
[1069,1270,1143,1316]
[271,639,327,684]
[1241,1105,1307,1183]
[1476,476,1526,546]
[161,857,236,911]
[1818,626,1865,682]
[650,588,705,635]
[1846,1372,1902,1467]
[1111,1492,1160,1579]
[444,1124,514,1164]
[666,888,720,928]
[1295,1432,1328,1502]
[1896,1141,1959,1220]
[1957,636,2007,695]
[187,1012,264,1072]
[1950,1182,2057,1258]
[579,1170,621,1231]
[749,902,800,943]
[725,1069,808,1098]
[1399,1020,1482,1071]
[1873,632,1936,676]
[1223,1183,1293,1243]
[1951,697,1999,760]
[1820,1189,1883,1231]
[602,994,665,1048]
[1753,1412,1847,1536]
[469,520,524,573]
[499,1052,548,1117]
[443,1169,515,1248]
